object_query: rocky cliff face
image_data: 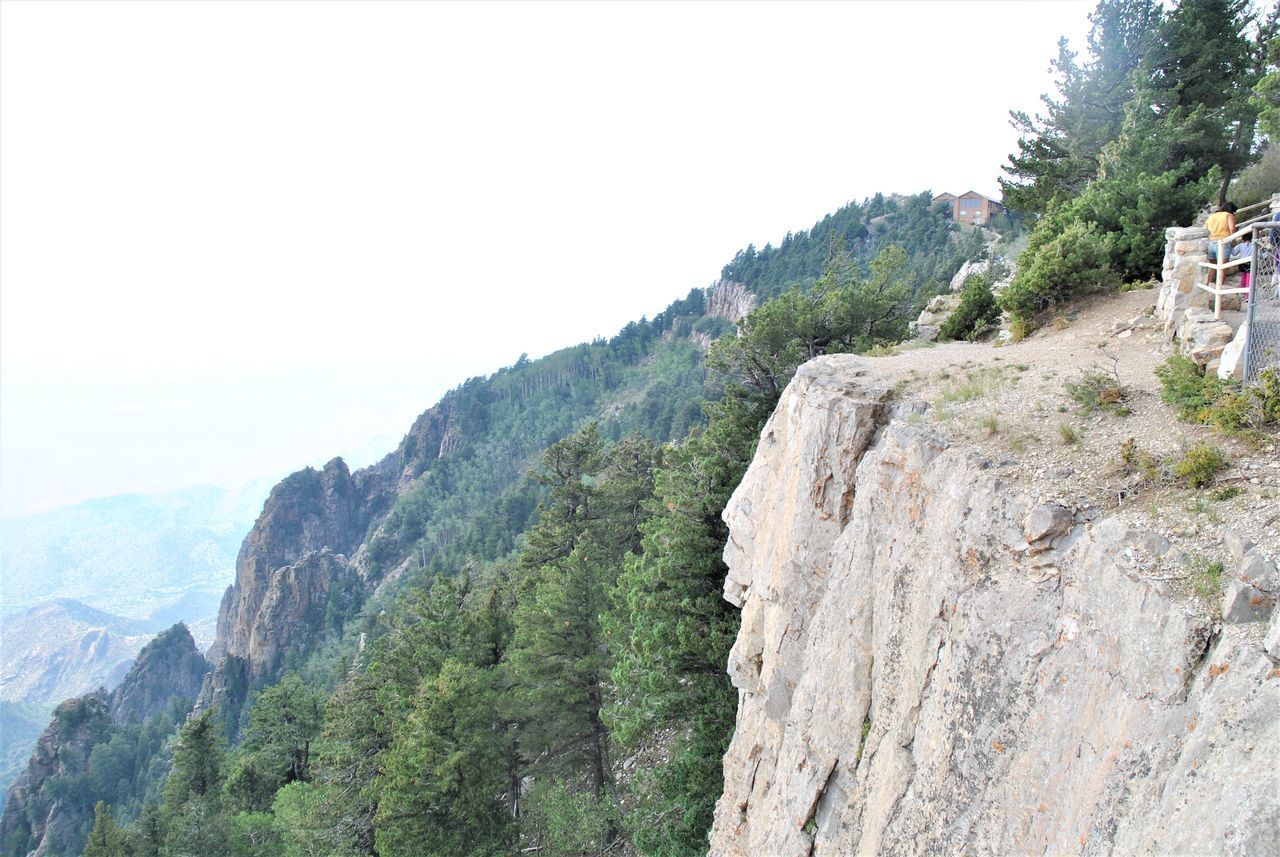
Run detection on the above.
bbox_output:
[711,356,1280,856]
[0,695,110,857]
[706,279,757,323]
[209,458,370,666]
[1,623,209,856]
[206,457,390,677]
[109,623,207,727]
[201,396,458,707]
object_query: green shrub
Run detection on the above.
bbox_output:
[1066,372,1130,416]
[1156,356,1227,422]
[1171,443,1228,488]
[938,271,1002,342]
[1157,358,1280,432]
[1209,485,1243,501]
[1187,554,1225,604]
[1249,368,1280,424]
[999,219,1118,326]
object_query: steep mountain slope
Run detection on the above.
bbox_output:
[196,290,725,720]
[0,695,110,857]
[196,193,972,713]
[0,601,153,808]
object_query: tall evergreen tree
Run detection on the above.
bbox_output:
[83,802,133,857]
[1141,0,1261,198]
[374,662,514,857]
[162,710,229,857]
[1001,0,1163,214]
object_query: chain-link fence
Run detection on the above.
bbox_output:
[1243,222,1280,384]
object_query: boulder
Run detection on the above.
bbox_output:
[1181,314,1236,364]
[1217,323,1248,381]
[1239,550,1280,594]
[1265,609,1280,662]
[1221,551,1278,625]
[1221,577,1276,623]
[1023,503,1074,547]
[1224,529,1256,563]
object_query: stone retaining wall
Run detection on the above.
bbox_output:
[1154,195,1280,379]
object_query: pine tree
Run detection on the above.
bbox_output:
[605,419,748,855]
[1001,0,1164,213]
[1140,0,1267,200]
[374,662,515,857]
[83,802,133,857]
[164,710,226,807]
[162,710,229,857]
[511,546,615,797]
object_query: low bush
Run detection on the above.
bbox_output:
[1157,358,1280,432]
[1066,371,1129,416]
[1171,443,1228,488]
[1156,356,1230,422]
[999,219,1118,327]
[939,270,1003,342]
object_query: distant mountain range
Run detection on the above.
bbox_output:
[0,480,272,619]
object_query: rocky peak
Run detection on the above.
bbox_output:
[208,457,374,667]
[1,625,209,856]
[200,392,462,708]
[108,623,207,727]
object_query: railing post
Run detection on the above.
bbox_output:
[1216,239,1225,319]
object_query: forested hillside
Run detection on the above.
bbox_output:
[720,190,987,299]
[1,188,982,857]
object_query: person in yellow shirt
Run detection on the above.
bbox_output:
[1206,202,1238,262]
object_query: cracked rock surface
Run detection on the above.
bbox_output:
[710,355,1280,856]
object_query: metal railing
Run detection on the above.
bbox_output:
[1243,222,1280,383]
[1199,207,1275,319]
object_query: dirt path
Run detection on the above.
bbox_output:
[874,286,1279,617]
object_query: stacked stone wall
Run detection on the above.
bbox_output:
[1154,225,1209,339]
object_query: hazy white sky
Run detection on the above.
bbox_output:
[1,0,1094,517]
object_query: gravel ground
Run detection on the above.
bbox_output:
[871,287,1279,624]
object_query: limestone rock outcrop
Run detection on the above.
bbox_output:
[911,256,1014,342]
[711,355,1280,856]
[206,458,388,677]
[198,392,463,712]
[706,279,757,323]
